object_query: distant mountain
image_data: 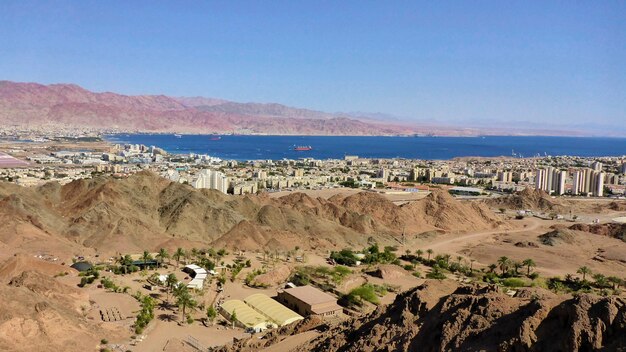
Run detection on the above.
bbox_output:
[0,81,414,135]
[173,96,230,107]
[0,80,607,136]
[195,101,338,120]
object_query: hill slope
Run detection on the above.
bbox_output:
[0,173,505,255]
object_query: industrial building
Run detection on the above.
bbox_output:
[244,293,303,326]
[276,285,342,317]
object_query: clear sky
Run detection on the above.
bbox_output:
[1,1,624,130]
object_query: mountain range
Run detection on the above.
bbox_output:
[0,80,604,136]
[0,81,417,135]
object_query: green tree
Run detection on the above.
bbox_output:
[230,309,238,328]
[174,248,185,266]
[497,256,511,276]
[522,259,536,276]
[426,249,434,261]
[442,254,451,266]
[165,273,178,303]
[593,273,608,288]
[175,287,197,322]
[416,249,423,259]
[577,266,591,281]
[513,261,523,276]
[206,306,217,325]
[118,254,133,275]
[142,251,153,270]
[156,248,169,267]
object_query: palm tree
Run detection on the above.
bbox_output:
[416,249,423,259]
[174,248,185,266]
[456,256,463,265]
[156,248,169,267]
[470,259,476,272]
[165,273,178,303]
[488,264,497,273]
[426,249,433,261]
[118,254,133,274]
[522,259,536,276]
[497,256,510,275]
[593,273,608,288]
[577,266,591,281]
[513,261,523,276]
[175,287,197,322]
[142,251,153,270]
[405,249,411,256]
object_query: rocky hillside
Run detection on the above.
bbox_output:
[0,173,505,255]
[570,223,626,243]
[488,188,565,212]
[0,81,413,135]
[294,281,626,352]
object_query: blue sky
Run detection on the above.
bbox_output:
[0,1,624,129]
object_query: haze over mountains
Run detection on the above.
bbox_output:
[0,80,606,136]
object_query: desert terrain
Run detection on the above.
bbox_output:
[0,173,625,351]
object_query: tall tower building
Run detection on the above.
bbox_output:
[193,169,229,193]
[592,171,605,197]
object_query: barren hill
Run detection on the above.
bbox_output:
[488,188,565,212]
[0,173,505,255]
[0,80,413,135]
[0,268,127,352]
[294,281,626,352]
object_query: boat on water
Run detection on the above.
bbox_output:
[174,134,182,138]
[293,145,312,151]
[209,136,221,140]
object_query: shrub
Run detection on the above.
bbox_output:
[426,266,446,280]
[502,278,527,287]
[347,284,380,305]
[330,249,358,266]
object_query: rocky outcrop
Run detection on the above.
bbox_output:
[294,281,626,352]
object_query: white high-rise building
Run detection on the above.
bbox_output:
[592,171,605,197]
[193,169,229,193]
[620,162,626,175]
[535,168,567,195]
[591,161,603,171]
[571,168,604,197]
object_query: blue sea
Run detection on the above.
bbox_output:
[104,134,626,161]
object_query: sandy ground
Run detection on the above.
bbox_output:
[135,321,248,351]
[404,211,626,279]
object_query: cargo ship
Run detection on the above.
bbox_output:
[293,145,312,151]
